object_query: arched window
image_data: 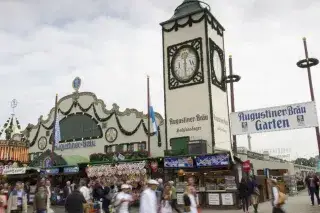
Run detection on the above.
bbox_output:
[59,113,102,141]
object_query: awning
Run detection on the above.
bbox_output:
[62,155,89,166]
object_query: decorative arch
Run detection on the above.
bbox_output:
[25,92,163,147]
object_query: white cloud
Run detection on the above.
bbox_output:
[0,0,320,158]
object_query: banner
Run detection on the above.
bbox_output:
[195,154,229,167]
[164,157,194,168]
[63,167,79,174]
[230,101,318,135]
[2,167,26,175]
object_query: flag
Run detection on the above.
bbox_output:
[54,111,61,146]
[149,103,158,135]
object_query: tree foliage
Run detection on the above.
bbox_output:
[294,157,316,167]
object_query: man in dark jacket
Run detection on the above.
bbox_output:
[305,173,320,205]
[93,180,110,213]
[65,185,86,213]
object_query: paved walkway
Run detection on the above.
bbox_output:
[44,190,317,213]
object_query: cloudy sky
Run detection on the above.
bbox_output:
[0,0,319,159]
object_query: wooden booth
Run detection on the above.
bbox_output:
[164,153,241,210]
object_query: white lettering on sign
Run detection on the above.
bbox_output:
[56,140,96,151]
[2,167,26,175]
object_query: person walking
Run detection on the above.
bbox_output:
[113,184,133,213]
[0,188,7,213]
[249,176,260,213]
[33,186,48,213]
[183,186,197,213]
[44,180,53,213]
[160,184,172,213]
[139,180,159,213]
[7,182,28,213]
[65,185,87,213]
[79,180,91,202]
[238,177,249,213]
[269,179,286,213]
[168,181,181,213]
[156,179,164,206]
[63,181,73,200]
[305,173,320,206]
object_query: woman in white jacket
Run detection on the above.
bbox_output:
[114,184,133,213]
[270,179,285,213]
[139,180,159,213]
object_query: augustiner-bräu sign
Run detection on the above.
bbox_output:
[169,114,209,133]
[230,101,319,135]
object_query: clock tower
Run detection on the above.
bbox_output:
[160,0,232,153]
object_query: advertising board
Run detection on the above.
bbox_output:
[230,101,318,135]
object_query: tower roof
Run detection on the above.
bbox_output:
[0,114,22,140]
[161,0,205,25]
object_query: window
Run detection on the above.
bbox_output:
[59,114,102,141]
[116,144,123,152]
[127,143,135,152]
[138,142,146,151]
[106,146,113,153]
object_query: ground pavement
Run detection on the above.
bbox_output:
[35,190,318,213]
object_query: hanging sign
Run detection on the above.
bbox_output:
[164,157,194,168]
[2,167,26,175]
[45,168,59,175]
[230,101,319,135]
[63,167,79,174]
[195,154,229,167]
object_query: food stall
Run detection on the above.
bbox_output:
[163,153,240,209]
[86,161,148,200]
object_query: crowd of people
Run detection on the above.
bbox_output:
[237,176,288,213]
[61,177,199,213]
[0,175,292,213]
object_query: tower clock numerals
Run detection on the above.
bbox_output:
[209,38,226,91]
[167,37,204,90]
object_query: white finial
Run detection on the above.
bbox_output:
[11,99,18,115]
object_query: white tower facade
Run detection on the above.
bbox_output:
[161,0,232,153]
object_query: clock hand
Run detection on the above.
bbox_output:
[181,52,189,77]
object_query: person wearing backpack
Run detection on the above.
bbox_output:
[269,179,286,213]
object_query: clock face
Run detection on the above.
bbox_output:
[172,46,199,82]
[105,127,118,143]
[38,136,47,150]
[209,38,226,91]
[213,50,223,82]
[167,37,204,90]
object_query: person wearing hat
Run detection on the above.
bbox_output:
[113,184,133,213]
[139,180,158,213]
